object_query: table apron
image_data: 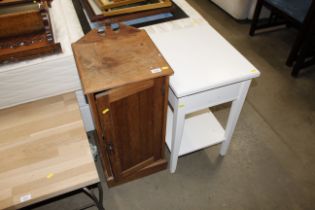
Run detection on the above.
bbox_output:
[169,82,243,114]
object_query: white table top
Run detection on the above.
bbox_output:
[148,23,260,97]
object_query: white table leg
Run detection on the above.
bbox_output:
[170,100,186,173]
[220,80,251,156]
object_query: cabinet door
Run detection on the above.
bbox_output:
[95,77,167,181]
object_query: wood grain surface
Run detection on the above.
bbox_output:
[0,0,33,6]
[100,0,172,17]
[96,0,146,10]
[72,24,173,94]
[0,1,62,64]
[0,10,44,39]
[81,0,178,23]
[0,93,99,210]
[93,77,168,185]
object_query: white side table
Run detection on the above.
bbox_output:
[149,24,260,173]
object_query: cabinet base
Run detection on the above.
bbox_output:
[105,159,167,187]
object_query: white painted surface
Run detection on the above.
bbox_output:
[220,80,251,155]
[147,13,261,172]
[0,57,80,108]
[248,0,271,19]
[167,79,256,173]
[210,0,270,20]
[211,0,252,20]
[166,106,225,156]
[171,82,242,114]
[148,24,260,97]
[79,104,95,132]
[75,90,88,106]
[75,90,95,132]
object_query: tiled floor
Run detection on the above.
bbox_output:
[33,0,315,209]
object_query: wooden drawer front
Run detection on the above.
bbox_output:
[95,77,166,180]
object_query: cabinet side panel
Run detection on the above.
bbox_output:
[160,77,169,158]
[151,77,166,160]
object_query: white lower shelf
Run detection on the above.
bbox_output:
[166,106,225,156]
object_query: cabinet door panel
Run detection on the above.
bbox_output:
[95,78,165,180]
[94,93,118,177]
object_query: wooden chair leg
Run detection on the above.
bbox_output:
[249,0,264,36]
[286,3,315,66]
[291,55,304,77]
[291,35,313,77]
[286,30,307,66]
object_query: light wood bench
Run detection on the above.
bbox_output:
[0,93,104,210]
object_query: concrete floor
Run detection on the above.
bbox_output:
[33,0,315,209]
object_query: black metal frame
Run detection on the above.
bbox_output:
[72,0,188,34]
[82,183,105,210]
[20,182,105,210]
[249,0,315,76]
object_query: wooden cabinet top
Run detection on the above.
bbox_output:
[72,25,173,94]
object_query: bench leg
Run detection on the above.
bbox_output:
[220,80,251,156]
[82,182,105,210]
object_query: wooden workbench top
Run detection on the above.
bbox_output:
[0,93,99,210]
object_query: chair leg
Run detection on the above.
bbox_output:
[286,30,307,66]
[286,7,315,66]
[291,57,303,77]
[291,38,311,77]
[249,0,264,36]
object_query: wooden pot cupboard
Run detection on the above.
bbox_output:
[72,24,173,186]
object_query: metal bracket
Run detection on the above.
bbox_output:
[82,183,105,210]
